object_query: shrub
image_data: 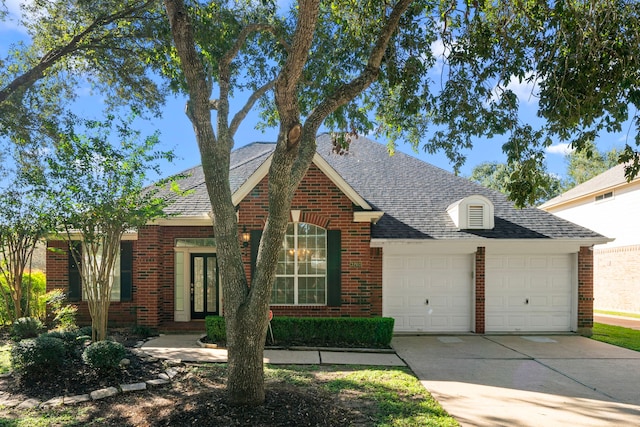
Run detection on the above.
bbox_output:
[11,317,43,340]
[82,340,127,371]
[205,315,395,348]
[44,289,77,330]
[11,335,66,376]
[41,330,83,358]
[131,325,157,338]
[205,316,226,342]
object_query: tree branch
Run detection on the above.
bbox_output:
[0,0,155,105]
[293,0,414,178]
[230,79,276,137]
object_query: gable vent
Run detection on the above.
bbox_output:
[447,195,495,230]
[468,205,484,228]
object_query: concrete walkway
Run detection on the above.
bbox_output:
[393,335,640,427]
[595,313,640,330]
[141,334,405,366]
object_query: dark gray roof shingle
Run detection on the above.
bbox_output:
[160,136,604,240]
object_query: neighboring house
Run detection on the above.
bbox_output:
[540,164,640,314]
[47,135,608,334]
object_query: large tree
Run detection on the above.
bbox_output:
[0,0,169,157]
[161,0,640,405]
[564,141,620,188]
[469,161,562,206]
[163,0,423,405]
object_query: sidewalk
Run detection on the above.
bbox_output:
[141,334,405,366]
[595,314,640,331]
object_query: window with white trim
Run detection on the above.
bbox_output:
[272,223,327,305]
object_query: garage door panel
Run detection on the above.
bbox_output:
[487,254,573,332]
[384,254,472,333]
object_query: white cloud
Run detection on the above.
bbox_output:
[491,72,538,105]
[546,143,574,156]
[1,0,27,33]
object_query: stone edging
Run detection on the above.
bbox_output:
[0,342,180,410]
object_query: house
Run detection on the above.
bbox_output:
[540,164,640,314]
[46,135,609,334]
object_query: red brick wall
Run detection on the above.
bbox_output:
[238,163,380,318]
[45,226,215,328]
[577,246,594,336]
[475,247,486,334]
[46,163,379,327]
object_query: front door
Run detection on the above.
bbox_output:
[191,254,218,319]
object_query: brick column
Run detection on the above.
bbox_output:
[577,246,594,336]
[475,247,486,334]
[135,226,162,327]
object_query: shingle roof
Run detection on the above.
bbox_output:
[540,163,638,209]
[160,135,604,240]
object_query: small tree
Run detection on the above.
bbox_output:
[0,188,50,322]
[43,115,172,341]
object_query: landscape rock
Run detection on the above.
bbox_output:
[90,387,119,400]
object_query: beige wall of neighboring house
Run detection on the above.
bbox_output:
[540,165,640,314]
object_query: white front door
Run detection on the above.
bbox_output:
[486,254,573,332]
[383,253,473,332]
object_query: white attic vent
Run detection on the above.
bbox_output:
[447,195,495,230]
[468,205,485,228]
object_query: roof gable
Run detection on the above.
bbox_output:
[540,163,640,209]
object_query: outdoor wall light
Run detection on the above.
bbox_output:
[241,226,250,248]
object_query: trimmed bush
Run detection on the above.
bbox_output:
[205,316,226,342]
[11,335,66,376]
[205,315,395,348]
[12,317,43,340]
[82,340,127,371]
[41,330,83,358]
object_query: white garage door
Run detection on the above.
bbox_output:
[486,254,573,332]
[383,254,472,332]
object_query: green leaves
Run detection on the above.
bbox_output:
[42,114,173,244]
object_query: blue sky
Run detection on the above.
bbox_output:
[1,1,633,182]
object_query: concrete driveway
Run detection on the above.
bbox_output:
[392,335,640,426]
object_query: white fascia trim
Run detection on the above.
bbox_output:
[47,230,139,241]
[232,153,274,206]
[370,237,614,253]
[151,214,214,226]
[354,211,384,224]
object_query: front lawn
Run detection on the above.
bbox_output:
[0,362,459,426]
[591,323,640,352]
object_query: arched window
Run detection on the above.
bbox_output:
[272,223,327,305]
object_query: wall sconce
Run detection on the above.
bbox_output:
[241,226,250,248]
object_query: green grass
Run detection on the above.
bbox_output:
[591,323,640,352]
[322,367,458,426]
[594,309,640,319]
[0,344,10,374]
[0,364,458,426]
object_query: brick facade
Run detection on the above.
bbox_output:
[46,163,381,328]
[594,245,640,314]
[577,246,594,336]
[475,247,485,334]
[238,163,381,318]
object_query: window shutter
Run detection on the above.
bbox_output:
[326,230,342,306]
[68,242,81,302]
[120,241,133,302]
[250,230,262,280]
